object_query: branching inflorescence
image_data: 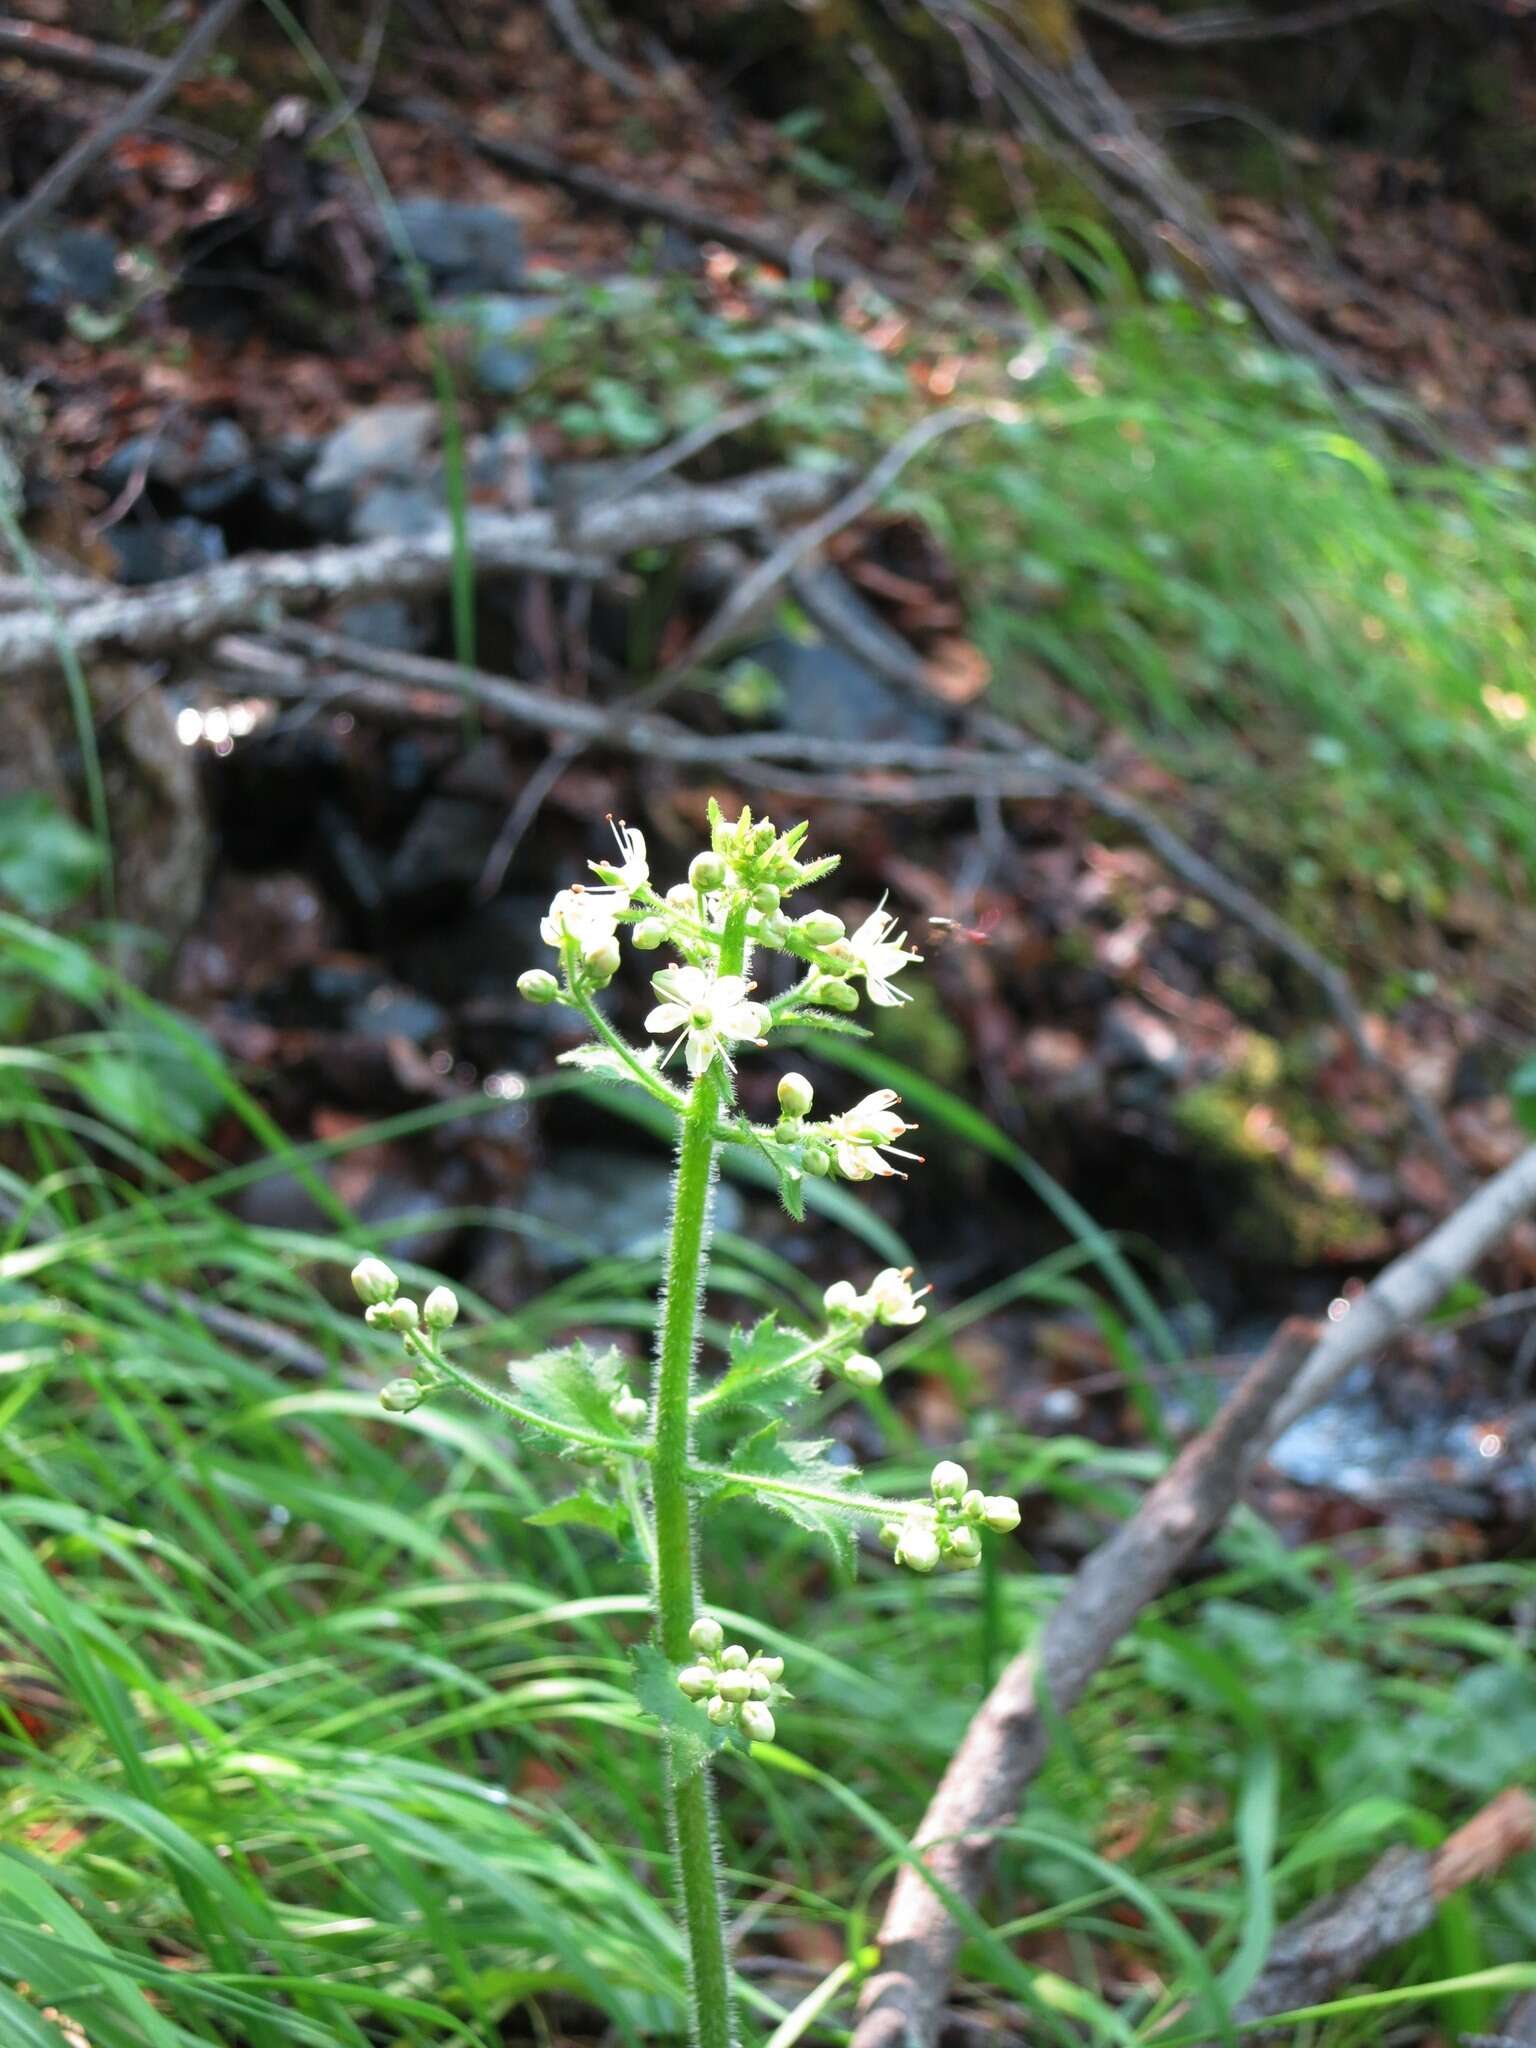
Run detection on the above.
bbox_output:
[348,803,1019,2048]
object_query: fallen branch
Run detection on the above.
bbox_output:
[850,1142,1536,2048]
[0,17,161,87]
[1080,0,1418,44]
[1221,1788,1536,2032]
[0,0,248,260]
[0,467,839,673]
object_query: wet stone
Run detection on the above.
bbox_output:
[396,198,525,295]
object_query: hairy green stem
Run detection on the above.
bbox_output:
[650,899,750,2048]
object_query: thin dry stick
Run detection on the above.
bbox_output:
[1217,1787,1536,2032]
[0,0,248,259]
[850,1142,1536,2048]
[0,16,162,87]
[0,467,840,673]
[1079,0,1418,44]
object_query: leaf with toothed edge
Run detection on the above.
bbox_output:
[506,1342,640,1455]
[697,1313,822,1431]
[525,1489,628,1538]
[704,1421,862,1570]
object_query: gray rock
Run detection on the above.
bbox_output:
[526,1151,745,1270]
[308,402,439,496]
[440,293,551,396]
[397,198,524,295]
[743,632,948,748]
[106,514,227,586]
[334,598,434,653]
[351,481,443,541]
[16,226,119,305]
[101,417,255,516]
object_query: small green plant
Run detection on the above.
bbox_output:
[348,802,1020,2048]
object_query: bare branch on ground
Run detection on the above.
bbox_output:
[849,1142,1536,2048]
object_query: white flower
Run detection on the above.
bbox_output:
[846,899,921,1007]
[588,818,648,901]
[541,887,619,961]
[865,1265,929,1326]
[645,965,768,1077]
[824,1090,921,1181]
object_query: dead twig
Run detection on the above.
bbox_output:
[0,0,248,260]
[1080,0,1419,43]
[850,1143,1536,2048]
[1214,1788,1536,2033]
[0,466,841,674]
[0,17,160,87]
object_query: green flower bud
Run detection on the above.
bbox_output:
[614,1389,648,1429]
[756,913,789,945]
[689,852,727,891]
[803,1139,832,1177]
[632,917,667,950]
[379,1377,423,1413]
[843,1353,883,1389]
[983,1496,1022,1533]
[584,937,622,987]
[896,1521,940,1574]
[517,968,561,1005]
[748,1669,772,1700]
[960,1488,986,1521]
[665,883,695,910]
[677,1665,715,1699]
[689,1616,724,1655]
[751,883,781,914]
[351,1257,399,1306]
[948,1524,981,1561]
[423,1286,459,1330]
[740,1700,775,1743]
[878,1522,902,1549]
[706,1694,736,1725]
[717,1668,752,1703]
[777,1071,815,1118]
[752,1653,784,1683]
[930,1460,968,1501]
[815,978,860,1013]
[719,1643,750,1670]
[382,1297,420,1332]
[796,910,846,946]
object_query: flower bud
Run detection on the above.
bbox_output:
[843,1353,883,1389]
[983,1496,1022,1533]
[777,1071,815,1118]
[351,1257,399,1307]
[895,1521,940,1574]
[756,913,789,946]
[815,978,860,1013]
[689,852,727,891]
[517,968,561,1005]
[719,1643,750,1670]
[380,1377,423,1413]
[748,1668,772,1699]
[689,1616,724,1654]
[677,1665,715,1699]
[802,1139,832,1177]
[740,1700,775,1743]
[823,1279,864,1317]
[878,1522,902,1549]
[961,1489,986,1521]
[614,1390,647,1429]
[584,937,622,986]
[930,1460,968,1501]
[797,910,845,946]
[752,1654,784,1683]
[382,1298,420,1332]
[717,1668,752,1703]
[706,1694,735,1725]
[751,883,781,914]
[948,1524,981,1561]
[665,883,694,910]
[423,1286,459,1330]
[632,917,667,950]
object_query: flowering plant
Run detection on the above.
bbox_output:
[350,803,1018,2047]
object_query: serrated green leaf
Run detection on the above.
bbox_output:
[631,1644,725,1779]
[526,1488,628,1538]
[714,1423,861,1569]
[698,1315,819,1429]
[507,1342,639,1456]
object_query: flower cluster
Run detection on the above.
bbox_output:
[516,806,926,1186]
[351,1258,458,1412]
[813,1264,930,1387]
[881,1460,1023,1575]
[676,1616,785,1743]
